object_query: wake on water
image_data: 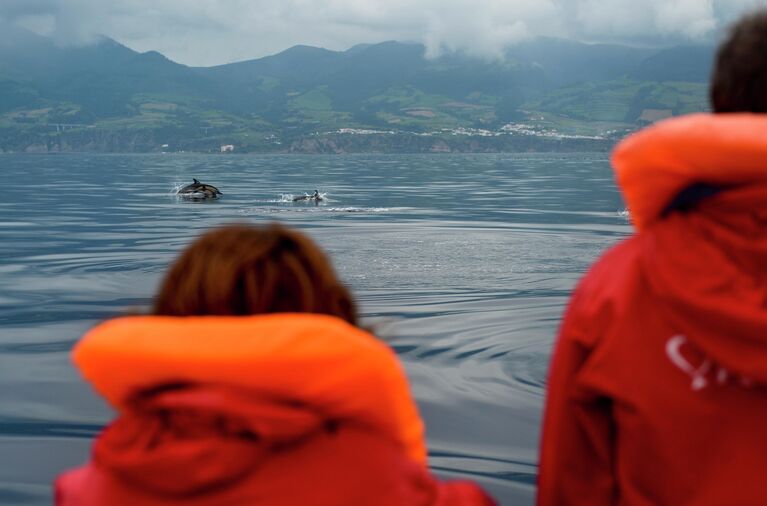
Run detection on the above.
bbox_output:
[276,191,331,203]
[239,206,397,216]
[170,182,187,194]
[241,191,399,215]
[618,208,630,221]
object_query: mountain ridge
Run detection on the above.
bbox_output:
[0,25,714,153]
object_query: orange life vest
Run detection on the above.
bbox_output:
[612,113,767,230]
[73,313,426,464]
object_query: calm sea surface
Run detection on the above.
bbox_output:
[0,153,629,505]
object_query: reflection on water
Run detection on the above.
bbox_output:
[0,153,629,505]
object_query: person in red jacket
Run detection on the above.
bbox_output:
[56,223,494,506]
[538,10,767,506]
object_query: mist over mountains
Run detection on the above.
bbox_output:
[0,23,713,153]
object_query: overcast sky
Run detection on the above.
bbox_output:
[2,0,766,66]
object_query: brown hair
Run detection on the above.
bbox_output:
[153,223,357,325]
[710,9,767,113]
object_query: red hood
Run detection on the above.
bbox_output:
[613,114,767,381]
[72,314,429,497]
[93,384,324,496]
[73,314,426,464]
[612,113,767,231]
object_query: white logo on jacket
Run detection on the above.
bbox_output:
[666,335,753,391]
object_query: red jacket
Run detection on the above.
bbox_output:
[538,114,767,505]
[56,314,494,506]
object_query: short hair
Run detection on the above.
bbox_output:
[710,9,767,113]
[153,223,357,325]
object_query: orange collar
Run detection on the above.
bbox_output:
[73,313,426,464]
[612,113,767,230]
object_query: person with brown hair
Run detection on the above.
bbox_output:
[55,223,495,506]
[710,10,767,114]
[538,9,767,506]
[152,224,355,320]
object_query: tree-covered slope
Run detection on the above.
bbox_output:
[0,24,715,152]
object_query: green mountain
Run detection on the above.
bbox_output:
[0,23,714,153]
[631,45,713,82]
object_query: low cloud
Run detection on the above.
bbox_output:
[1,0,765,66]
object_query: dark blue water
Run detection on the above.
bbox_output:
[0,153,630,505]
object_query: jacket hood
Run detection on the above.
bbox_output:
[613,114,767,382]
[612,113,767,231]
[92,384,324,496]
[73,313,427,495]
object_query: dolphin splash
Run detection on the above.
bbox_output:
[177,179,222,200]
[292,190,323,202]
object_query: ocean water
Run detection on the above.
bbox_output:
[0,153,630,505]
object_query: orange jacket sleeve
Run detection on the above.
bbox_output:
[537,288,617,506]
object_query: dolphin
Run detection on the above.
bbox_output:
[292,190,322,202]
[177,178,222,200]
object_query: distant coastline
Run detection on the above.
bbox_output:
[0,128,618,154]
